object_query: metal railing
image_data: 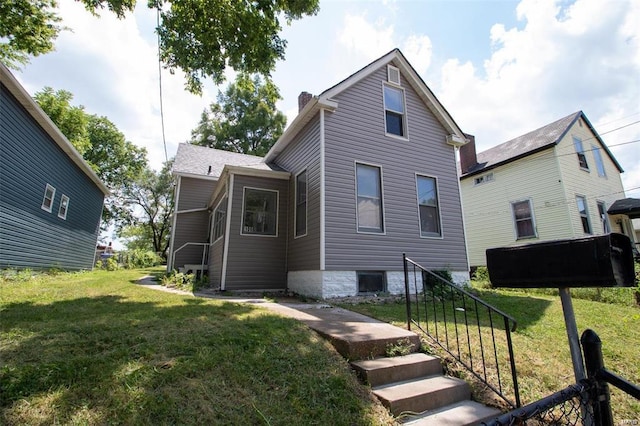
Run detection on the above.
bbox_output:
[403,254,521,408]
[170,242,211,273]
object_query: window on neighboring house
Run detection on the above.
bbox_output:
[356,163,384,233]
[416,175,442,237]
[58,195,69,219]
[511,200,536,239]
[241,188,278,236]
[41,184,56,212]
[295,170,307,237]
[576,195,591,234]
[573,137,589,170]
[212,197,227,241]
[592,145,606,177]
[357,271,386,294]
[597,201,610,233]
[473,172,494,186]
[383,85,407,137]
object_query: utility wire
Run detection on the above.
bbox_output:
[157,7,168,163]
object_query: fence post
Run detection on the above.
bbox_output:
[403,253,411,331]
[581,329,613,426]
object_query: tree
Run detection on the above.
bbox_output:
[35,87,148,228]
[1,0,319,93]
[189,73,287,156]
[119,161,174,259]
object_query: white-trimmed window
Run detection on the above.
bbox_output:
[383,84,407,137]
[511,199,536,239]
[58,195,70,220]
[576,195,591,234]
[295,170,307,237]
[41,184,56,212]
[473,172,494,186]
[241,188,278,236]
[356,163,384,233]
[416,175,442,237]
[212,197,227,242]
[592,145,606,177]
[597,201,610,233]
[573,137,589,170]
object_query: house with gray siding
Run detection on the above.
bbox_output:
[0,63,109,270]
[169,49,470,298]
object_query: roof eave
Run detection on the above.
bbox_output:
[460,143,556,179]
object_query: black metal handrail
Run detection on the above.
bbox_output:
[403,254,521,408]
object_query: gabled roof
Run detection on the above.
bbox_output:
[0,63,109,195]
[461,111,624,178]
[265,48,467,162]
[172,143,273,180]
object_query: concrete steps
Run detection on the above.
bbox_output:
[350,353,501,425]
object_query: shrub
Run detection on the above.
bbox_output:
[161,270,207,292]
[120,250,162,269]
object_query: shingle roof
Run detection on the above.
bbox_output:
[172,143,271,178]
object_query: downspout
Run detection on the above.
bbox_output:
[320,108,326,271]
[220,174,234,290]
[167,175,182,272]
[455,145,471,272]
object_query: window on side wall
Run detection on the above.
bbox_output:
[241,188,278,236]
[383,85,407,137]
[58,195,70,220]
[295,170,307,237]
[597,201,610,233]
[576,195,591,234]
[592,145,606,177]
[416,175,442,237]
[573,137,589,170]
[356,163,384,233]
[511,200,536,239]
[357,271,386,294]
[212,197,227,241]
[41,184,56,212]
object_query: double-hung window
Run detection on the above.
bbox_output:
[41,184,55,212]
[58,195,70,220]
[576,195,591,234]
[511,200,536,239]
[597,201,610,233]
[356,163,384,233]
[383,85,407,137]
[241,188,278,236]
[212,197,227,242]
[592,145,606,177]
[416,175,442,237]
[573,137,589,170]
[295,170,307,237]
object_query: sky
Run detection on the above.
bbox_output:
[13,0,640,202]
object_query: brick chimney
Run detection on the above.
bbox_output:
[460,134,477,174]
[298,91,313,112]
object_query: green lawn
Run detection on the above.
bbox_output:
[341,287,640,422]
[0,268,395,425]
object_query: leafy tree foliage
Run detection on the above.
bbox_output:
[189,73,286,156]
[1,0,319,92]
[118,161,174,259]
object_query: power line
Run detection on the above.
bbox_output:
[157,7,168,163]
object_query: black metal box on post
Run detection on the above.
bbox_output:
[486,233,635,289]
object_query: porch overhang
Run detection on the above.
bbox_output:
[608,198,640,219]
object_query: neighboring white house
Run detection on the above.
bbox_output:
[459,111,636,267]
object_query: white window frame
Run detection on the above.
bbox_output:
[576,195,592,234]
[573,136,589,171]
[387,64,401,85]
[592,145,607,177]
[41,184,56,213]
[473,172,494,186]
[294,169,308,238]
[58,194,70,220]
[596,201,610,234]
[212,196,227,242]
[511,199,537,240]
[415,174,443,239]
[382,83,408,139]
[240,187,279,237]
[355,162,385,234]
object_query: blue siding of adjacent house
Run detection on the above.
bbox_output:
[0,83,104,270]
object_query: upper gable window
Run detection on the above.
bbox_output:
[387,65,401,85]
[592,145,606,177]
[58,195,70,220]
[573,137,589,170]
[241,188,278,236]
[41,184,56,212]
[383,85,407,137]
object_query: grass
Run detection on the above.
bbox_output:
[341,285,640,422]
[0,268,395,425]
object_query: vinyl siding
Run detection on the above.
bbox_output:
[0,83,104,270]
[208,192,227,288]
[272,118,321,270]
[177,177,216,211]
[556,120,626,237]
[460,149,569,267]
[323,63,468,272]
[224,174,288,290]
